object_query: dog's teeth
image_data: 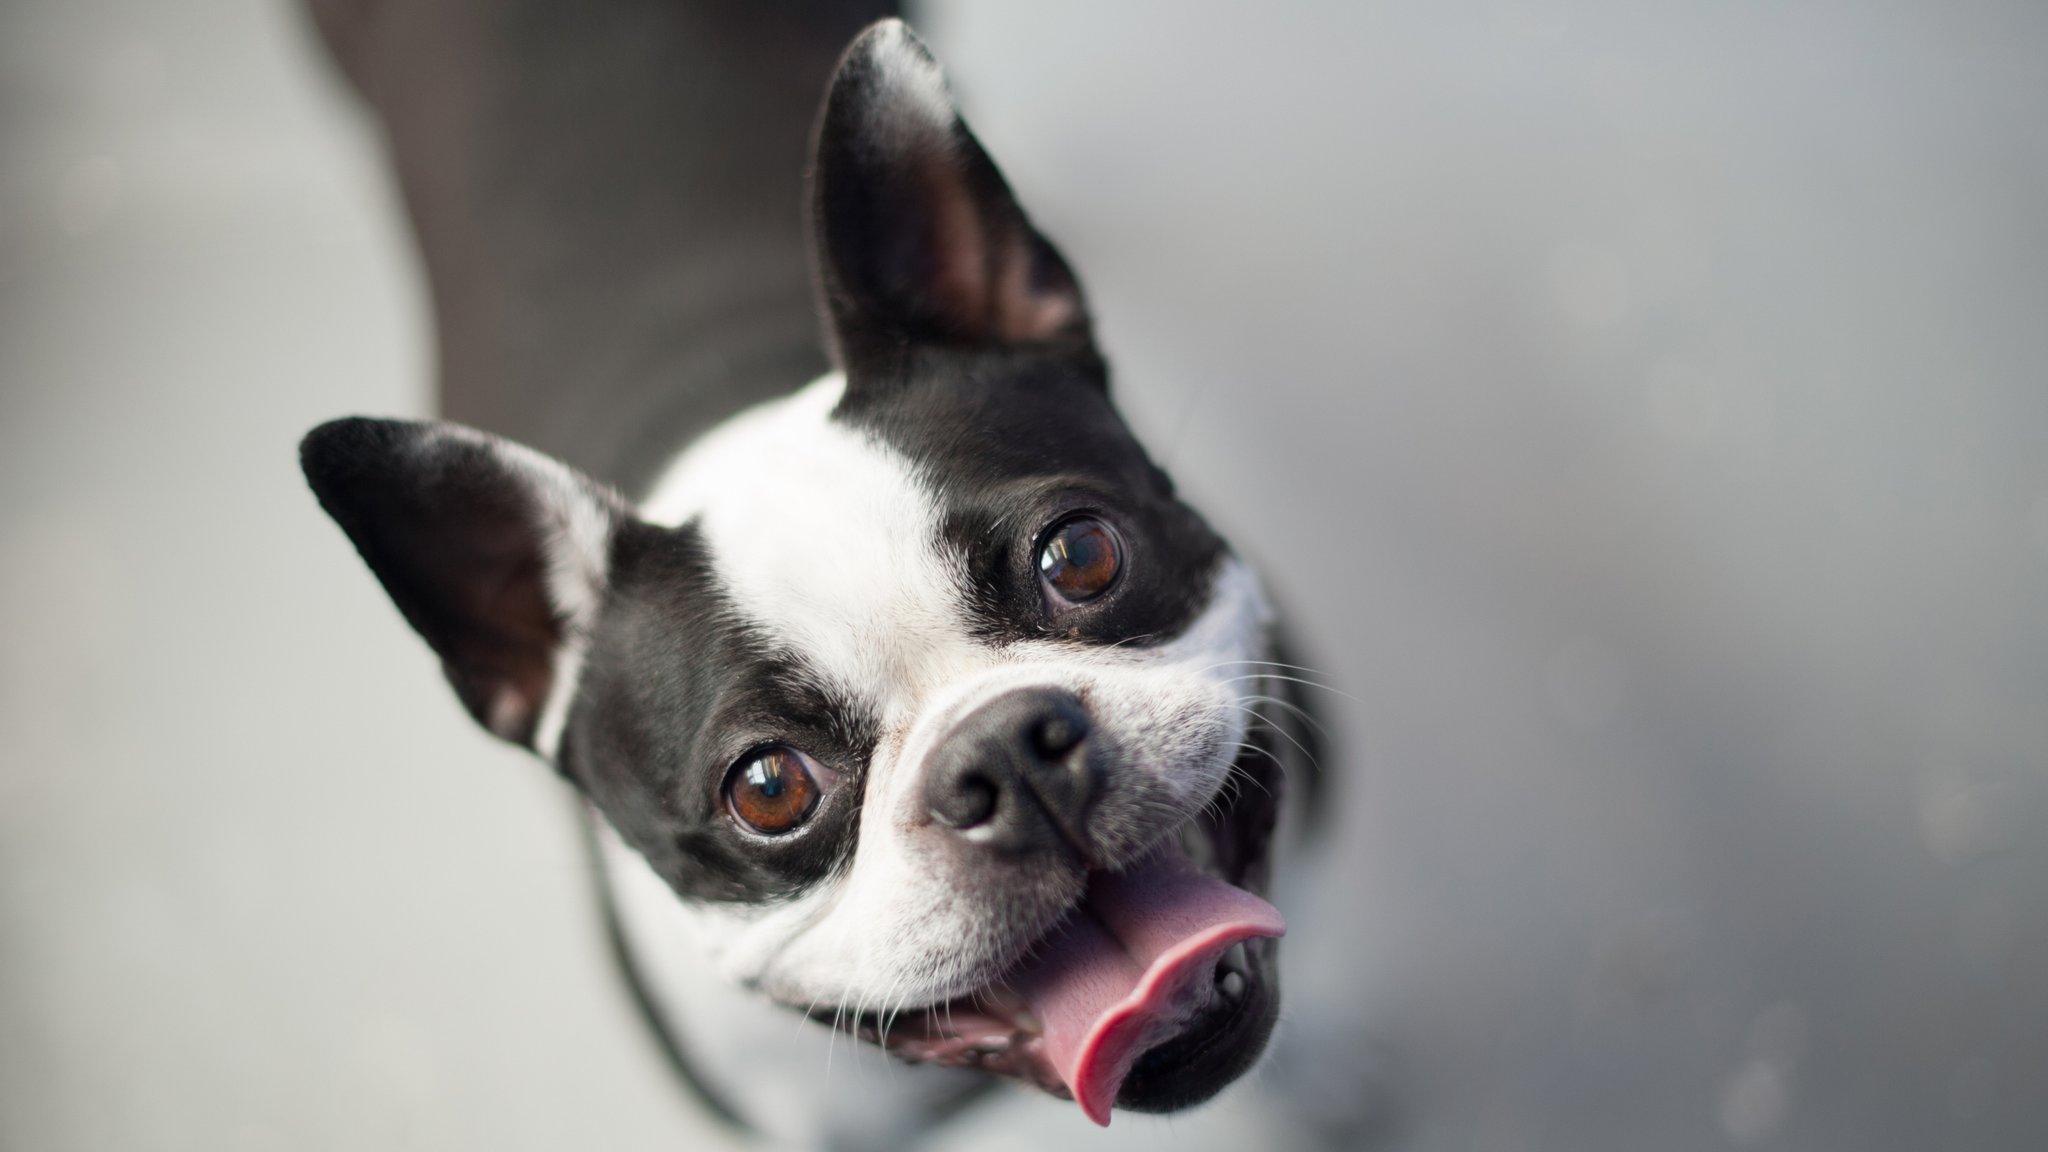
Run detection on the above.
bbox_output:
[1218,971,1246,1001]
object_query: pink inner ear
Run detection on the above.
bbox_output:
[485,685,532,742]
[996,255,1081,344]
[916,148,1080,347]
[921,149,991,331]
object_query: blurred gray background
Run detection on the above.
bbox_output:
[3,1,2045,1149]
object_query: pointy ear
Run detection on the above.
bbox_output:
[299,417,624,754]
[809,19,1096,369]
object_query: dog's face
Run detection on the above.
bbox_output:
[303,21,1303,1124]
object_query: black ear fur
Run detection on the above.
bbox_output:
[300,417,623,749]
[809,20,1095,370]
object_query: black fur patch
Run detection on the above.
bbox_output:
[562,520,877,903]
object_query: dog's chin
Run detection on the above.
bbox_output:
[815,736,1287,1117]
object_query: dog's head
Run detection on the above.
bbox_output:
[302,21,1307,1124]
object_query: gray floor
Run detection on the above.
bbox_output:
[5,1,2046,1150]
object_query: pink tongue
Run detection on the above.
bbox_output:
[1007,849,1285,1126]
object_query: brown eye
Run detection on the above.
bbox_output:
[723,746,824,835]
[1037,515,1123,604]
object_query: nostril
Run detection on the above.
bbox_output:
[1029,707,1089,760]
[943,772,1000,829]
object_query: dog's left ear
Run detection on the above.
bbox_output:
[300,418,623,754]
[810,20,1095,368]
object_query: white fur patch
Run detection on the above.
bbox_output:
[865,19,956,134]
[643,375,979,713]
[595,816,973,1148]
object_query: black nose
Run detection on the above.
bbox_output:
[924,687,1098,855]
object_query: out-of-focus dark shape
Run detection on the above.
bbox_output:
[307,0,893,494]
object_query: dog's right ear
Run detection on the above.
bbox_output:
[299,418,624,755]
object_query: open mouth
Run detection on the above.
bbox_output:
[824,734,1288,1125]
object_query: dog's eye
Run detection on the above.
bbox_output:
[1037,515,1123,604]
[724,746,825,835]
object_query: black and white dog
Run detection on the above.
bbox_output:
[302,4,1322,1146]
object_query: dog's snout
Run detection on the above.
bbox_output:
[925,687,1098,855]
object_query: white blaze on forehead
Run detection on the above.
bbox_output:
[643,374,976,710]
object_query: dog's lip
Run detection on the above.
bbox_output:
[819,736,1286,1119]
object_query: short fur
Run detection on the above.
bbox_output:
[302,7,1321,1148]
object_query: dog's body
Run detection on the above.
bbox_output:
[305,4,1326,1147]
[306,0,874,493]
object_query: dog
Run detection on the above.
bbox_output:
[301,5,1324,1146]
